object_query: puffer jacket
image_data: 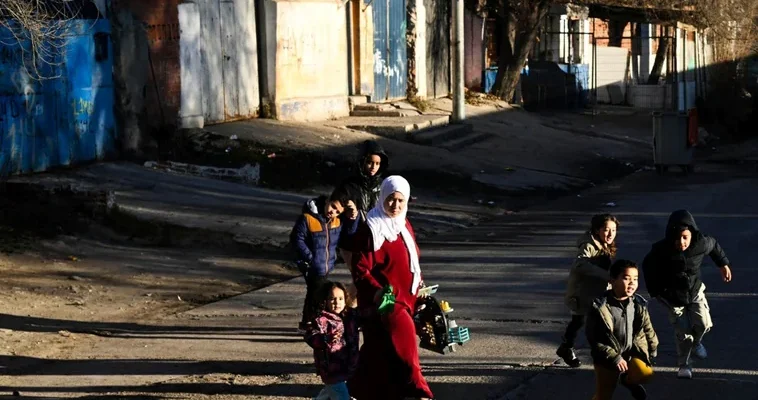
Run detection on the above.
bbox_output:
[339,140,389,214]
[642,210,730,306]
[565,231,613,315]
[305,308,360,384]
[290,197,357,276]
[586,291,659,369]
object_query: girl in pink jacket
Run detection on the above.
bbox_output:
[305,281,360,400]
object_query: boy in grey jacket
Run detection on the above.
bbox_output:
[587,259,658,400]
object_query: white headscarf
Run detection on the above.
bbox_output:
[366,176,422,295]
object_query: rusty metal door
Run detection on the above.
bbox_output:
[373,0,407,101]
[424,0,450,98]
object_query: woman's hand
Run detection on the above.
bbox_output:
[373,288,383,304]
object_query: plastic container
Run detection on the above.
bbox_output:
[652,111,695,174]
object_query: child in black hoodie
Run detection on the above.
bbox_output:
[335,141,389,308]
[642,210,733,379]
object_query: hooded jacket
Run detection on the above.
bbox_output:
[586,291,659,369]
[339,140,389,214]
[305,308,360,384]
[642,210,730,306]
[290,196,357,276]
[565,231,613,315]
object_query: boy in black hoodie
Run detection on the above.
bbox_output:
[339,140,389,219]
[642,210,733,379]
[336,140,389,255]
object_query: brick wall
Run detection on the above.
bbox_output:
[113,0,181,128]
[591,18,633,49]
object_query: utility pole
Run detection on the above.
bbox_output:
[452,0,465,122]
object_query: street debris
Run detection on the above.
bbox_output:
[144,161,261,184]
[604,202,617,207]
[230,134,238,140]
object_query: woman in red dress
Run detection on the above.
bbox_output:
[347,175,434,400]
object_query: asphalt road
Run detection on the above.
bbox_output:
[4,163,757,400]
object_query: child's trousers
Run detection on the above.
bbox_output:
[657,283,712,366]
[593,357,653,400]
[301,274,329,325]
[561,314,585,347]
[313,382,351,400]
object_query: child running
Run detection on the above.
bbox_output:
[586,260,658,400]
[305,281,360,400]
[557,214,619,367]
[291,188,357,332]
[642,209,732,379]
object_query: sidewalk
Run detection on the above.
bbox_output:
[207,100,653,197]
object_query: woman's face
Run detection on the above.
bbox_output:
[383,191,406,218]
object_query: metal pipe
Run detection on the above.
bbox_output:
[452,0,465,122]
[346,0,355,96]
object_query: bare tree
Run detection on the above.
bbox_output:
[0,0,91,80]
[469,0,758,102]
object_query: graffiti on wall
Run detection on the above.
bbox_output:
[0,18,116,176]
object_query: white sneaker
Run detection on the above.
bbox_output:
[677,366,693,379]
[692,343,708,360]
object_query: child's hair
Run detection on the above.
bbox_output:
[317,281,351,312]
[590,213,619,258]
[609,259,638,280]
[329,187,351,208]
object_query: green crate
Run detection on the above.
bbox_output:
[449,326,470,344]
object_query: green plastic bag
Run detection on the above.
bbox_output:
[377,285,395,315]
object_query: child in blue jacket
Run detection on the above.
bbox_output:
[291,188,357,332]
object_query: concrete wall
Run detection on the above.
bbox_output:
[356,1,374,96]
[629,84,672,109]
[268,0,350,121]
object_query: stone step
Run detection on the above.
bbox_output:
[348,96,369,111]
[350,110,405,117]
[440,132,497,151]
[408,123,473,146]
[353,103,396,112]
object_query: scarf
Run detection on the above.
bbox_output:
[366,176,422,295]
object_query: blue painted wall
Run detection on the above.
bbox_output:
[0,18,115,176]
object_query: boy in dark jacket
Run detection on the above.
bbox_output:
[587,260,658,400]
[642,209,732,379]
[338,140,389,221]
[291,188,357,332]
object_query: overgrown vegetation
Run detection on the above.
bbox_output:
[407,95,433,112]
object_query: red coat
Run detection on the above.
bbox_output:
[348,220,433,400]
[351,220,421,314]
